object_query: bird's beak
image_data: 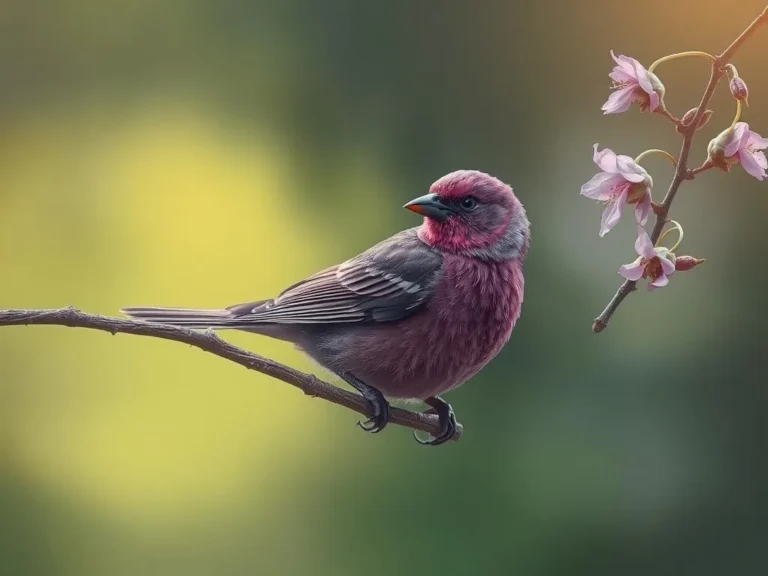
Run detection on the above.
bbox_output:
[403,193,453,222]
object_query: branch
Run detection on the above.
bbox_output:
[592,5,768,334]
[0,307,462,441]
[719,4,768,63]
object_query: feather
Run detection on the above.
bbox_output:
[230,228,443,325]
[122,229,443,328]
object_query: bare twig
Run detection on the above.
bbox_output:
[655,107,683,128]
[0,307,462,441]
[719,4,768,63]
[593,5,768,334]
[687,160,715,179]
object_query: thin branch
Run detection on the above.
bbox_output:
[718,4,768,63]
[592,5,768,334]
[0,307,462,441]
[655,107,683,128]
[687,160,715,179]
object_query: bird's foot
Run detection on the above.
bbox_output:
[413,396,458,446]
[341,373,390,434]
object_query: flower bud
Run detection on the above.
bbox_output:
[675,256,705,271]
[677,108,713,133]
[680,108,697,125]
[729,77,749,103]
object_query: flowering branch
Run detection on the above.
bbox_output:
[0,307,462,441]
[589,5,768,334]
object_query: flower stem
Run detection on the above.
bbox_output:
[655,108,682,127]
[648,51,716,73]
[730,98,742,128]
[688,160,714,178]
[634,149,678,166]
[656,220,684,253]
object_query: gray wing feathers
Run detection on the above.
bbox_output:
[231,229,442,325]
[120,306,248,328]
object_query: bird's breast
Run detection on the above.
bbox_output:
[319,255,525,399]
[422,255,525,389]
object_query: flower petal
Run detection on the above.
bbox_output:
[609,67,635,84]
[647,91,660,112]
[747,131,768,151]
[610,51,638,77]
[724,123,747,157]
[634,192,651,226]
[593,144,619,173]
[650,274,669,289]
[581,172,624,200]
[619,258,645,281]
[616,155,649,183]
[628,58,655,95]
[738,148,767,180]
[660,257,676,276]
[602,86,637,114]
[634,230,655,258]
[736,123,753,149]
[599,189,628,237]
[755,151,768,170]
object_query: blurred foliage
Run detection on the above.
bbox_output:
[2,1,768,575]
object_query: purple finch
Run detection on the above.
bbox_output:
[122,170,530,445]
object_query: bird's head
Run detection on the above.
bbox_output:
[404,170,530,261]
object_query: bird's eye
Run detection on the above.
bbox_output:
[459,197,478,211]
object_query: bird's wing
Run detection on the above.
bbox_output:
[227,229,443,325]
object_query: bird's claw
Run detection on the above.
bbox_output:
[413,397,458,446]
[356,396,389,433]
[342,372,390,434]
[357,417,382,433]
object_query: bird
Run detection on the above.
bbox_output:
[121,170,530,445]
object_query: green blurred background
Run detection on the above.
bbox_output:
[2,1,768,574]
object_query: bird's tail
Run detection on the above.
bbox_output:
[121,305,246,329]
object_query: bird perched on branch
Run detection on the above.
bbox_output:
[122,170,530,445]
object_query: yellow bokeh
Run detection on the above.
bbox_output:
[0,99,389,525]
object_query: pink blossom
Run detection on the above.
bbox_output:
[580,144,653,237]
[602,51,665,114]
[707,122,768,180]
[619,231,676,290]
